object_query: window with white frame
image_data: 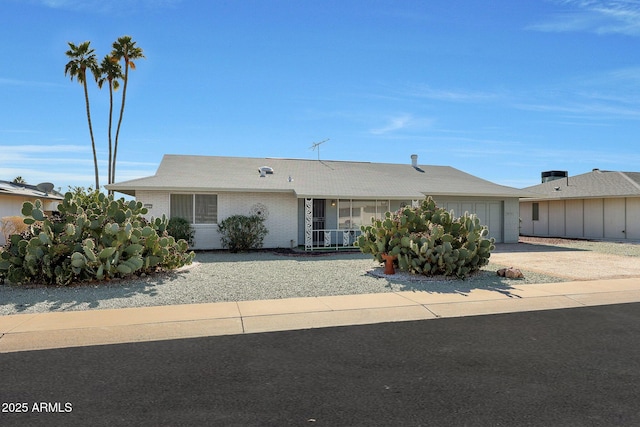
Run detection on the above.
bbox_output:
[338,199,395,229]
[532,202,539,221]
[170,194,218,224]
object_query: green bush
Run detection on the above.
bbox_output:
[218,214,268,252]
[0,190,195,286]
[356,197,494,278]
[167,217,194,244]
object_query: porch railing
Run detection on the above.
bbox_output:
[306,228,363,251]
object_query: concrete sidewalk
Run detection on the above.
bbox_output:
[1,277,639,353]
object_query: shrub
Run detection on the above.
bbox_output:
[0,190,195,286]
[167,217,194,244]
[218,214,268,252]
[356,197,494,278]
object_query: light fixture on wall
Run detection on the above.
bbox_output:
[331,200,336,207]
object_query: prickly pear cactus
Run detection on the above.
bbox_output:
[356,196,494,278]
[0,189,195,286]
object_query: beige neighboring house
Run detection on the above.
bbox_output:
[520,169,640,241]
[107,154,530,250]
[0,181,64,246]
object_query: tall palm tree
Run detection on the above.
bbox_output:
[110,36,145,184]
[97,54,123,186]
[65,41,101,189]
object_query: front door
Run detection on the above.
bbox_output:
[312,199,326,244]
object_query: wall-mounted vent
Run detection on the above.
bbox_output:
[258,166,274,177]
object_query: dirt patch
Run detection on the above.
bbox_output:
[491,237,640,281]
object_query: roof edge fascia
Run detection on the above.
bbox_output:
[107,186,297,195]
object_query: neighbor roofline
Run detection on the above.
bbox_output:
[520,194,640,202]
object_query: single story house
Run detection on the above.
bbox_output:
[0,181,64,246]
[520,169,640,241]
[106,154,530,250]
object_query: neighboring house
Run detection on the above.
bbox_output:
[520,169,640,241]
[0,180,64,246]
[106,154,529,250]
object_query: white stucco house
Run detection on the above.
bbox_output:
[106,154,530,250]
[0,180,64,246]
[520,169,640,241]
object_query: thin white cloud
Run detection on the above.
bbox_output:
[22,0,183,13]
[513,100,640,117]
[0,144,89,154]
[370,115,412,135]
[503,64,640,121]
[369,114,433,135]
[0,77,61,88]
[408,85,502,103]
[529,0,640,35]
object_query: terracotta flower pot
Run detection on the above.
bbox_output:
[381,253,397,275]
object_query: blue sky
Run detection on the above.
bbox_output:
[2,0,640,192]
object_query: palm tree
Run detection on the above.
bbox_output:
[97,54,123,186]
[65,41,101,189]
[12,176,25,184]
[110,36,145,184]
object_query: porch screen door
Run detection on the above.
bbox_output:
[312,199,325,244]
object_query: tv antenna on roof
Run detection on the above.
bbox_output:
[309,138,329,161]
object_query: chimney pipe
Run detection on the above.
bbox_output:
[411,154,418,168]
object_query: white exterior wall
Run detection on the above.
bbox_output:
[534,201,550,236]
[520,197,640,241]
[565,200,583,238]
[434,196,520,243]
[584,199,604,238]
[627,198,640,239]
[502,198,520,243]
[548,200,565,237]
[218,192,298,249]
[604,198,626,240]
[519,201,534,235]
[0,194,61,246]
[133,190,297,250]
[135,190,170,222]
[0,195,26,246]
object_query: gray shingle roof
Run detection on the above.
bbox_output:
[107,154,529,199]
[523,169,640,200]
[0,181,64,200]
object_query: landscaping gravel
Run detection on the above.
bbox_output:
[519,236,640,257]
[0,248,568,316]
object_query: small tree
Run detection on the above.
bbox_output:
[218,215,268,253]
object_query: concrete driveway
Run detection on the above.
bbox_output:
[491,242,640,281]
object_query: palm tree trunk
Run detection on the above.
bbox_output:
[83,77,100,189]
[107,83,114,187]
[112,64,129,184]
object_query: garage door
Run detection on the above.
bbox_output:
[444,202,503,243]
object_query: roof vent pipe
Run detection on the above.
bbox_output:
[411,154,418,168]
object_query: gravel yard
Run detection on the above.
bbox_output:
[1,237,638,315]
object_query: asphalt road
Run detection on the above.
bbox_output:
[1,303,639,426]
